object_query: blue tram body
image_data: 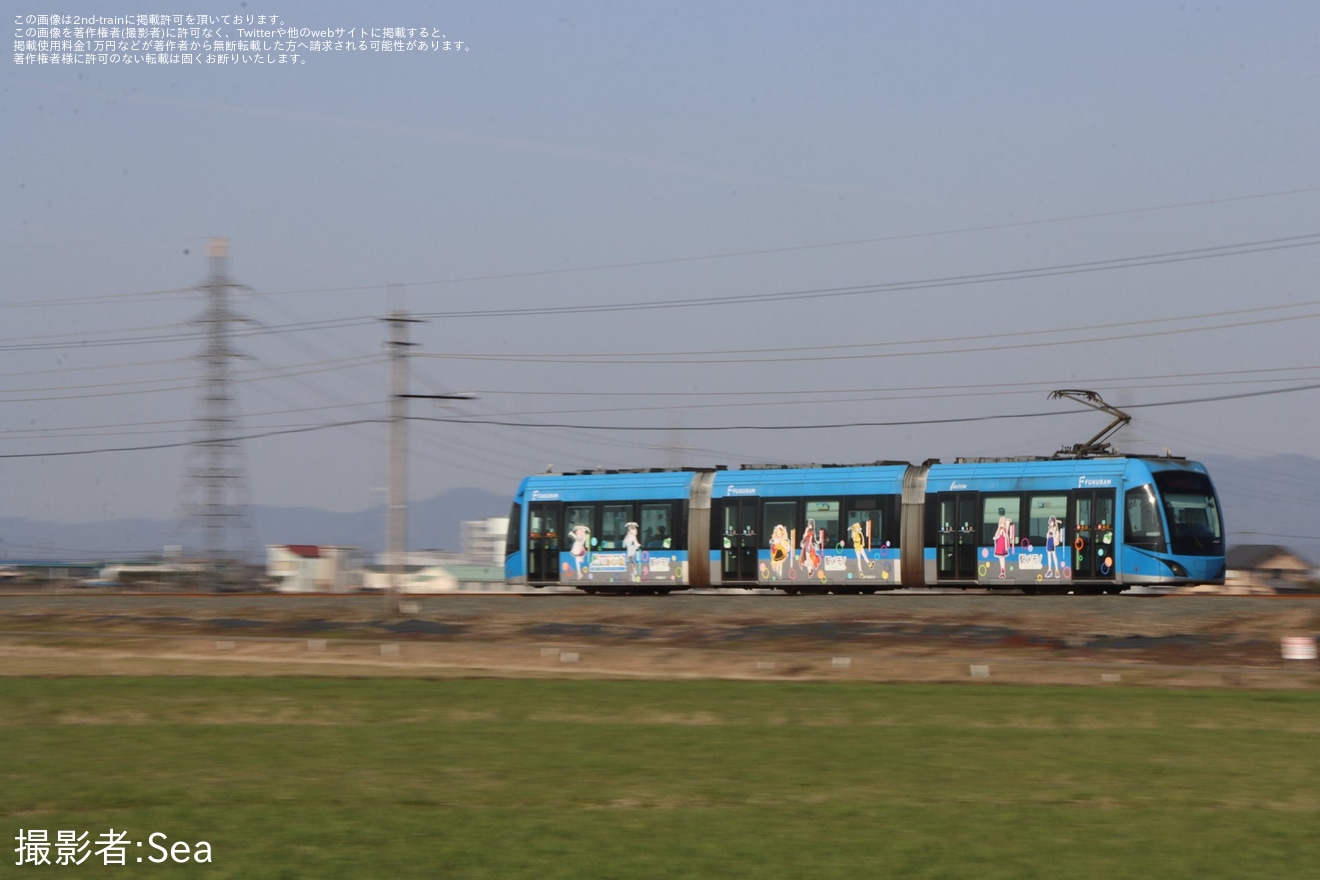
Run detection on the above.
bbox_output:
[506,470,698,592]
[504,456,1225,594]
[707,465,908,593]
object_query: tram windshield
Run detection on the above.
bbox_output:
[1153,471,1224,557]
[505,502,522,557]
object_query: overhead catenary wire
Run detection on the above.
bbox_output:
[7,346,1320,456]
[462,372,1320,420]
[24,380,1316,459]
[468,363,1320,400]
[409,380,1320,432]
[17,356,1302,449]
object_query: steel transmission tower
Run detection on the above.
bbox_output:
[177,237,255,581]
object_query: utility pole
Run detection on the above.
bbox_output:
[384,309,423,602]
[380,309,474,608]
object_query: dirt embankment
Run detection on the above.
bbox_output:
[1,592,1318,688]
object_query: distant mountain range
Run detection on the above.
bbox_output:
[0,487,509,562]
[2,456,1317,566]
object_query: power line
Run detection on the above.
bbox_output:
[5,184,1320,308]
[4,382,1317,461]
[460,373,1320,421]
[439,307,1320,366]
[0,419,384,459]
[0,285,197,310]
[0,355,384,403]
[414,410,1072,432]
[1,232,1314,361]
[0,401,383,441]
[422,299,1320,365]
[415,382,1320,432]
[469,363,1320,400]
[1234,531,1320,542]
[120,187,1320,299]
[0,356,191,380]
[5,342,1317,451]
[413,232,1320,320]
[0,315,377,353]
[1124,382,1320,411]
[244,286,384,398]
[367,185,1320,287]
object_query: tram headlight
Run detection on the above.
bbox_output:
[1165,560,1188,578]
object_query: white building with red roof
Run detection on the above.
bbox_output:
[266,544,361,593]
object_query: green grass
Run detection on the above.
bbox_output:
[3,678,1319,878]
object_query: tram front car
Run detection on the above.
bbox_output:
[1122,459,1226,588]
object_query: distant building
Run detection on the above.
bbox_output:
[363,517,511,592]
[268,519,511,594]
[267,545,361,593]
[363,552,509,593]
[428,562,507,592]
[97,561,205,587]
[1224,545,1315,594]
[462,517,509,566]
[361,564,458,593]
[3,561,101,583]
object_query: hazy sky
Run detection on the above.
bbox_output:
[4,2,1319,555]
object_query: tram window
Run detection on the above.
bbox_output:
[1154,472,1223,555]
[1097,495,1114,528]
[641,503,674,549]
[982,496,1021,547]
[846,502,883,551]
[1026,495,1067,547]
[564,505,596,552]
[1078,494,1115,531]
[764,501,799,561]
[530,506,559,545]
[805,500,840,550]
[721,503,740,536]
[1124,486,1166,552]
[600,504,633,549]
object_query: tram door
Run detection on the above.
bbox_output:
[1073,491,1117,581]
[720,499,760,585]
[527,502,561,584]
[936,494,979,581]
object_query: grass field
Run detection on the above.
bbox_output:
[4,677,1319,878]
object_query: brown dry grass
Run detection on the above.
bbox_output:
[2,591,1318,689]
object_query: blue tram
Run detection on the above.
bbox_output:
[504,455,1226,594]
